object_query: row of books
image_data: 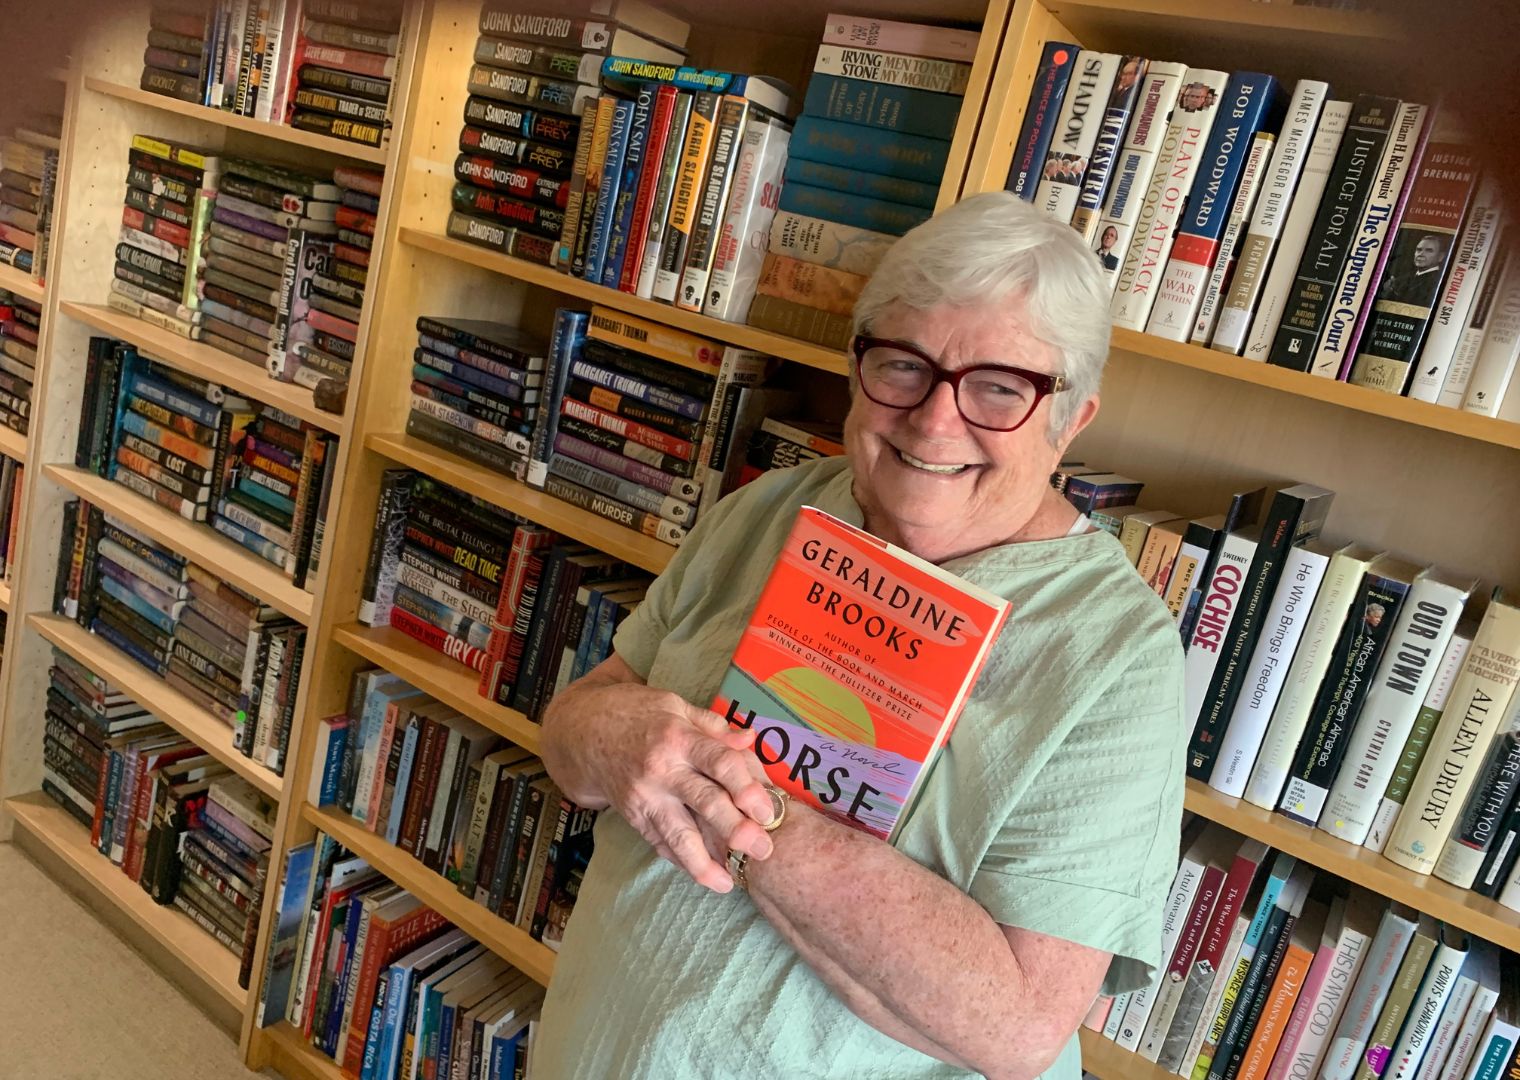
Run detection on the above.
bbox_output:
[0,453,24,583]
[142,0,402,148]
[108,132,377,398]
[1012,49,1519,417]
[744,15,979,349]
[356,467,654,718]
[441,0,689,264]
[1087,820,1516,1080]
[40,647,276,989]
[0,119,60,275]
[1060,466,1520,907]
[0,289,38,435]
[256,837,546,1076]
[76,337,337,589]
[53,499,308,775]
[311,666,595,945]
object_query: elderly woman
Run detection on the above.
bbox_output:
[532,192,1187,1078]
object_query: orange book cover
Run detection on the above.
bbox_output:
[1236,908,1321,1080]
[714,506,1011,842]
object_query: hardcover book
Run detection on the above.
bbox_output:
[1031,50,1121,225]
[713,506,1010,841]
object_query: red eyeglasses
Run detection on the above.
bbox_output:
[851,336,1069,433]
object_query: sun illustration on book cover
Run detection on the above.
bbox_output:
[766,666,877,747]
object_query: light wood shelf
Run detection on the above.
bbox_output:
[0,579,11,613]
[303,802,558,987]
[263,1023,347,1080]
[366,431,675,576]
[47,464,314,623]
[0,423,27,463]
[30,613,283,799]
[333,622,543,756]
[1042,0,1400,40]
[0,262,45,304]
[398,228,852,378]
[5,790,247,1011]
[84,78,390,165]
[60,302,345,434]
[1185,779,1520,951]
[1078,1027,1176,1080]
[1111,330,1520,452]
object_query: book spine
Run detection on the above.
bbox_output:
[705,118,789,322]
[820,14,980,63]
[676,94,748,310]
[1267,923,1371,1080]
[1322,578,1470,846]
[617,86,679,293]
[1386,939,1467,1079]
[787,116,951,186]
[1350,927,1437,1080]
[634,93,694,298]
[1181,532,1255,764]
[1312,103,1429,378]
[801,73,963,140]
[1032,51,1118,225]
[542,475,686,546]
[1278,571,1413,826]
[1460,251,1520,417]
[1005,42,1077,200]
[1191,130,1275,346]
[582,97,634,284]
[1433,708,1520,888]
[652,91,720,303]
[776,182,930,237]
[600,84,659,290]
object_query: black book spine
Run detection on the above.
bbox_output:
[357,469,415,627]
[1187,488,1332,781]
[1267,94,1400,371]
[1207,902,1295,1080]
[510,547,573,715]
[51,499,79,617]
[77,505,106,629]
[268,627,306,774]
[1474,797,1520,897]
[1278,570,1412,825]
[581,337,716,399]
[1448,724,1520,859]
[76,338,106,468]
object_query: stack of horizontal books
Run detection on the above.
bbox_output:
[0,290,37,435]
[286,1,403,148]
[0,119,60,275]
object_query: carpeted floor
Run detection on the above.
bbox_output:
[0,842,261,1079]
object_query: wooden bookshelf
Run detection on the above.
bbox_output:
[303,803,558,987]
[0,579,10,613]
[60,302,346,435]
[332,622,543,756]
[0,423,27,463]
[263,1023,348,1080]
[398,228,852,378]
[0,261,45,304]
[1185,779,1520,951]
[84,78,390,165]
[1110,330,1520,451]
[1077,1028,1176,1080]
[31,613,283,799]
[366,431,676,576]
[46,464,314,623]
[6,790,247,1012]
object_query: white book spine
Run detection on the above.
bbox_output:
[1110,69,1231,330]
[1102,990,1132,1039]
[1435,978,1499,1080]
[812,44,972,95]
[1410,973,1478,1080]
[1433,685,1520,888]
[1182,532,1256,730]
[1032,51,1120,225]
[1320,575,1470,845]
[703,119,790,323]
[1461,248,1520,415]
[1438,234,1513,408]
[1323,908,1419,1080]
[1212,80,1331,355]
[1211,546,1330,798]
[1178,912,1252,1076]
[254,0,287,123]
[1243,547,1374,810]
[1366,635,1474,853]
[1307,103,1427,378]
[1460,1017,1520,1080]
[1089,63,1186,290]
[1388,938,1468,1079]
[1192,131,1275,345]
[1409,183,1502,402]
[1114,855,1204,1050]
[1241,101,1353,361]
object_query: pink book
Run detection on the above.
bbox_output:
[1266,895,1346,1080]
[821,13,980,63]
[1085,997,1114,1033]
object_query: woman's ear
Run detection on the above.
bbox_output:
[1053,394,1100,454]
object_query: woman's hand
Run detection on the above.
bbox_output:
[540,655,777,893]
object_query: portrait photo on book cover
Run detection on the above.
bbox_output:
[1176,81,1219,112]
[1378,231,1450,309]
[1043,152,1087,186]
[1095,224,1121,271]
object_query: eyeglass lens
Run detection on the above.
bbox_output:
[858,344,1038,430]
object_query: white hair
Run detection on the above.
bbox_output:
[852,191,1111,439]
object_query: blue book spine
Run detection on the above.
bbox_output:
[1006,42,1078,199]
[374,963,412,1080]
[583,97,635,283]
[323,898,366,1053]
[93,616,168,676]
[437,999,457,1080]
[385,721,421,844]
[526,308,589,489]
[358,970,389,1080]
[236,474,297,517]
[601,83,656,288]
[211,514,287,567]
[98,575,178,635]
[802,73,964,140]
[414,352,528,402]
[257,841,315,1027]
[789,116,951,184]
[489,1035,512,1080]
[782,157,939,208]
[776,181,931,237]
[571,588,607,681]
[588,587,624,667]
[1071,56,1147,220]
[318,724,347,807]
[567,358,706,419]
[127,369,223,427]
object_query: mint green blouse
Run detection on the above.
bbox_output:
[533,456,1187,1078]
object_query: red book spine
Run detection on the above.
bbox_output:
[399,719,442,857]
[340,905,451,1075]
[122,757,156,881]
[90,747,111,848]
[478,527,556,702]
[334,205,376,236]
[494,549,549,706]
[123,206,192,249]
[389,606,487,672]
[559,396,696,460]
[295,40,396,80]
[618,86,679,294]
